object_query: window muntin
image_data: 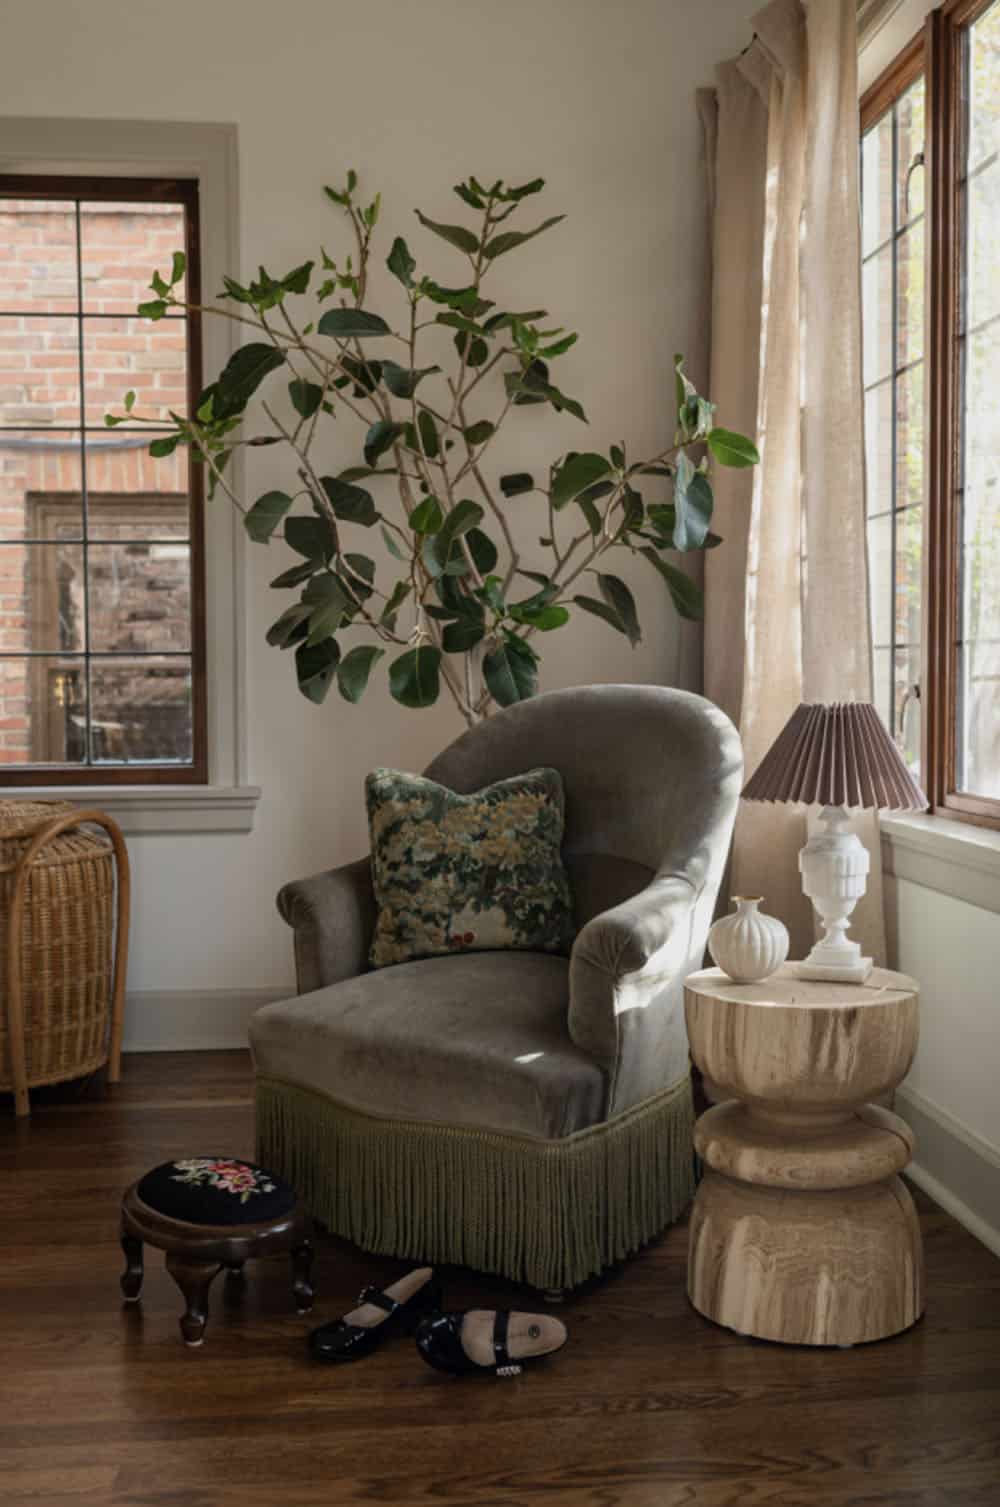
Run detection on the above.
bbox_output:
[0,180,205,781]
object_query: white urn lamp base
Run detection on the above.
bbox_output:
[794,804,874,987]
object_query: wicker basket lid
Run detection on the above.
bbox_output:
[0,799,78,838]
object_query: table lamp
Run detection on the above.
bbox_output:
[741,701,927,984]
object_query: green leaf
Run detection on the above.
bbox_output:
[453,181,486,211]
[597,573,641,646]
[550,452,613,509]
[409,495,444,534]
[436,498,484,562]
[286,515,336,561]
[202,342,285,421]
[500,473,534,498]
[148,435,179,459]
[414,209,479,256]
[539,332,578,358]
[435,310,486,337]
[320,476,377,527]
[442,618,486,653]
[317,308,393,339]
[221,276,254,304]
[296,638,341,704]
[466,527,498,575]
[270,558,319,589]
[387,236,416,288]
[423,283,493,315]
[381,525,409,562]
[576,493,602,535]
[289,378,323,419]
[338,355,382,394]
[364,419,405,468]
[244,489,294,543]
[484,308,548,332]
[621,484,644,532]
[672,453,714,551]
[483,215,565,260]
[463,420,494,446]
[639,546,704,621]
[506,177,545,201]
[281,260,314,295]
[266,603,311,648]
[389,644,442,708]
[170,251,186,285]
[417,409,439,459]
[477,574,506,614]
[342,553,375,599]
[381,360,440,401]
[337,644,385,702]
[305,574,352,644]
[483,635,538,706]
[380,579,412,631]
[707,428,760,468]
[573,594,627,636]
[137,299,168,320]
[509,602,569,632]
[150,270,170,297]
[454,331,489,367]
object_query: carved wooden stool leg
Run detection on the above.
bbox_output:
[165,1254,221,1347]
[290,1241,314,1314]
[120,1231,144,1302]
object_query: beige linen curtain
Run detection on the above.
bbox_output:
[700,0,885,963]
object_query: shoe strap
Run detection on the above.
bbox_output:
[358,1285,399,1316]
[492,1309,513,1372]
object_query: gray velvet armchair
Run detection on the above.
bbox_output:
[249,684,742,1293]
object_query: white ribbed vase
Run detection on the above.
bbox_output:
[708,896,789,984]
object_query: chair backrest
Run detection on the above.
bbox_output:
[425,684,743,928]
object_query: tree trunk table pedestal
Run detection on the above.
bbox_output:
[684,965,923,1347]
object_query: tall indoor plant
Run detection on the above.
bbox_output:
[109,173,758,725]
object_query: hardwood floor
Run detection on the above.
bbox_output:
[2,1051,999,1507]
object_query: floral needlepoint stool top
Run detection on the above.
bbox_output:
[135,1155,296,1227]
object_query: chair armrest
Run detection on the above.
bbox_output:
[276,856,376,994]
[568,874,702,1116]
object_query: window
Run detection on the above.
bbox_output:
[0,176,206,784]
[862,0,1000,830]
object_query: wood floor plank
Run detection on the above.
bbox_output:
[2,1050,999,1507]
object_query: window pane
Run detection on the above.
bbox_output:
[863,246,894,385]
[895,506,923,646]
[88,542,191,653]
[894,645,922,773]
[896,219,925,370]
[0,655,87,766]
[896,362,924,508]
[969,0,1000,176]
[965,160,1000,332]
[867,513,893,649]
[897,79,926,228]
[0,432,83,540]
[872,646,893,733]
[0,541,85,652]
[862,112,894,256]
[80,201,187,315]
[82,317,188,427]
[89,657,192,765]
[0,316,79,427]
[0,200,78,315]
[957,0,1000,800]
[865,381,893,516]
[84,438,190,539]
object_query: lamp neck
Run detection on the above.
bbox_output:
[819,804,853,835]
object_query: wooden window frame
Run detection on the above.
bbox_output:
[862,0,1000,832]
[0,174,208,786]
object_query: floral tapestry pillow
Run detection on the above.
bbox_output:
[366,766,575,968]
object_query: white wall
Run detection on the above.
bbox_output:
[1,0,759,1014]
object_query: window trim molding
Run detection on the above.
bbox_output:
[0,119,258,833]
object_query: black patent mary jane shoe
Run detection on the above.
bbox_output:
[309,1267,442,1363]
[415,1309,567,1378]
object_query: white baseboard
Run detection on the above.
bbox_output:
[121,987,292,1052]
[895,1084,1000,1260]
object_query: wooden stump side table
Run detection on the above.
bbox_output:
[684,965,923,1347]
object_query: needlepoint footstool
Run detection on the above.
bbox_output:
[120,1156,314,1346]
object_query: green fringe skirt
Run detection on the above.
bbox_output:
[256,1073,696,1292]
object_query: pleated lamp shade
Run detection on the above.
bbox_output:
[741,702,927,811]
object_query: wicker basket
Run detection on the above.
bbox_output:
[1,800,130,1116]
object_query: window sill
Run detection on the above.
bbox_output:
[11,784,262,836]
[880,812,1000,916]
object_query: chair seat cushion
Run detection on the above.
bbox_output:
[249,952,606,1141]
[136,1158,296,1226]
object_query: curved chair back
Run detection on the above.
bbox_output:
[425,684,742,928]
